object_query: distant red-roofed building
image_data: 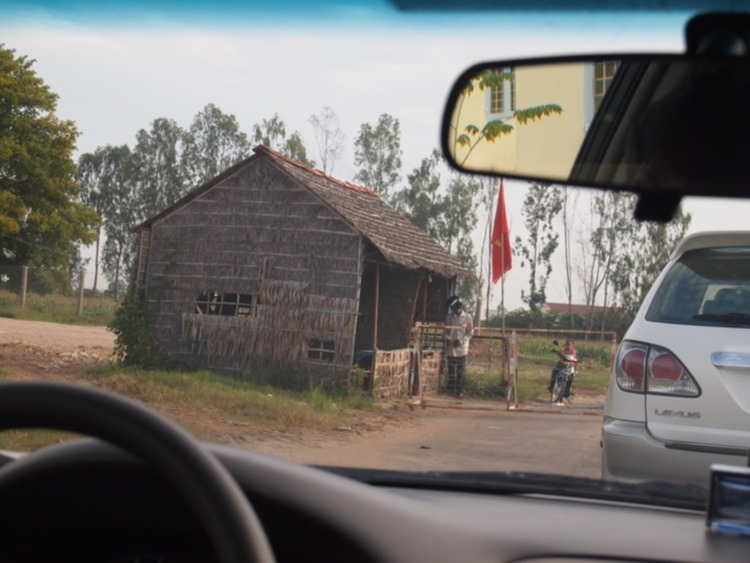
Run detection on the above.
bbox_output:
[542,302,613,316]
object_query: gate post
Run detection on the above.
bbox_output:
[77,268,85,316]
[20,266,28,309]
[507,330,519,410]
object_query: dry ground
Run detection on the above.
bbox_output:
[0,317,605,476]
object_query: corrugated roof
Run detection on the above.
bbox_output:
[135,145,472,279]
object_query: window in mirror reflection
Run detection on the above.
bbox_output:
[594,61,619,111]
[488,67,515,118]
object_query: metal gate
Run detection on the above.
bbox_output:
[412,324,512,405]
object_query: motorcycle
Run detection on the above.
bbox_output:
[549,341,581,404]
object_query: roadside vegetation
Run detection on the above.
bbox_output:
[0,363,381,452]
[0,289,118,326]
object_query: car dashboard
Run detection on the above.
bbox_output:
[0,439,746,563]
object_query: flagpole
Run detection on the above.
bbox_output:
[485,253,491,324]
[499,181,506,336]
[501,238,506,337]
[489,189,496,330]
[487,179,493,327]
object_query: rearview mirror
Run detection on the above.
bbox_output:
[441,54,750,198]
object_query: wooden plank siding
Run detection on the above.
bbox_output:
[134,226,151,289]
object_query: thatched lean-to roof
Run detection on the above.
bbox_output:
[259,147,472,279]
[135,145,472,280]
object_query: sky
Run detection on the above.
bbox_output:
[3,1,749,312]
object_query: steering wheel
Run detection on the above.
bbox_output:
[0,381,275,563]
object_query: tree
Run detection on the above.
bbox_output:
[515,183,563,318]
[76,145,131,293]
[353,113,402,197]
[573,192,691,330]
[390,150,480,308]
[453,225,481,312]
[309,106,344,175]
[430,171,480,310]
[0,44,97,293]
[284,131,314,167]
[579,191,635,330]
[559,189,579,328]
[98,147,138,297]
[131,117,188,218]
[182,103,250,187]
[477,177,499,320]
[610,206,692,324]
[390,149,443,239]
[439,173,481,260]
[252,113,314,166]
[252,113,286,149]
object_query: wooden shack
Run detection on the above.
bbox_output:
[132,145,471,384]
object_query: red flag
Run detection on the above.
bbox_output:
[491,179,512,284]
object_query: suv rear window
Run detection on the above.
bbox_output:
[646,247,750,327]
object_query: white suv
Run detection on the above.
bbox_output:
[602,231,750,488]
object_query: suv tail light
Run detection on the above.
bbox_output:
[616,341,647,391]
[615,340,700,397]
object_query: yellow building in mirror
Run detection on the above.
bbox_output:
[447,61,617,179]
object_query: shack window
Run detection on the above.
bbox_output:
[196,291,256,317]
[307,339,335,362]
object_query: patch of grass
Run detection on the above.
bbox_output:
[0,430,81,451]
[463,370,507,400]
[0,356,381,451]
[0,364,381,452]
[0,290,118,326]
[515,336,612,401]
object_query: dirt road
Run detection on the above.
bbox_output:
[272,404,603,477]
[0,317,604,478]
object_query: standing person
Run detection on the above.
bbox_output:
[444,297,473,398]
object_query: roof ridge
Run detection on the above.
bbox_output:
[253,144,379,197]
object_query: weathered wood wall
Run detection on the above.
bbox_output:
[372,349,410,398]
[355,261,423,354]
[371,348,443,399]
[142,157,361,381]
[419,349,442,393]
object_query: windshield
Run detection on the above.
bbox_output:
[4,0,750,509]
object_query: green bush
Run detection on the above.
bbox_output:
[518,336,558,358]
[108,290,174,370]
